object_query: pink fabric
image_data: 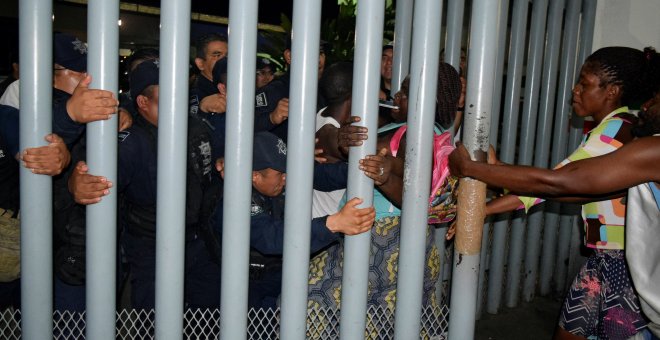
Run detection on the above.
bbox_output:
[389,125,457,223]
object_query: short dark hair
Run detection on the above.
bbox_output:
[195,33,228,59]
[319,62,353,106]
[126,48,159,74]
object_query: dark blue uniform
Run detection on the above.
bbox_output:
[213,160,349,308]
[189,75,227,160]
[0,105,20,309]
[118,114,221,310]
[255,72,290,141]
[52,88,87,148]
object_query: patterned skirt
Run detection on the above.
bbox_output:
[559,249,648,339]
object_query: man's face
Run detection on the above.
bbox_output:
[253,168,286,197]
[256,67,274,89]
[196,40,228,81]
[381,48,393,82]
[53,65,86,94]
[138,85,159,127]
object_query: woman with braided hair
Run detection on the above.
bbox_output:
[469,46,653,340]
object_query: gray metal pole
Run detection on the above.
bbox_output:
[279,0,322,338]
[488,0,510,145]
[19,0,53,338]
[447,0,498,338]
[220,1,259,339]
[522,0,565,302]
[391,0,413,94]
[154,0,191,338]
[434,227,448,302]
[85,1,119,338]
[505,0,549,308]
[393,0,442,337]
[545,0,581,297]
[339,0,385,338]
[477,0,509,318]
[476,221,490,319]
[487,0,529,315]
[569,0,597,151]
[445,0,465,71]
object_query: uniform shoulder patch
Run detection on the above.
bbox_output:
[255,92,268,108]
[118,131,131,142]
[250,202,264,216]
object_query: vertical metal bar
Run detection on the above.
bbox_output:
[447,0,499,338]
[505,0,549,308]
[220,0,259,339]
[487,0,529,315]
[562,0,597,297]
[279,0,322,338]
[391,0,413,94]
[547,0,581,297]
[434,227,448,302]
[85,1,119,338]
[568,0,597,151]
[154,0,191,338]
[393,0,442,336]
[339,0,385,338]
[476,0,509,318]
[488,0,510,145]
[523,0,565,302]
[445,0,465,71]
[19,0,53,338]
[475,221,490,319]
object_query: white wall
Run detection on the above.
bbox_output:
[592,0,660,51]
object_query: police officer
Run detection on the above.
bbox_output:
[215,131,375,308]
[72,59,221,310]
[254,38,330,142]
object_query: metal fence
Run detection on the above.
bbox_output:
[9,0,598,338]
[0,305,449,339]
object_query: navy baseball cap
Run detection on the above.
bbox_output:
[252,132,287,173]
[54,32,87,73]
[256,57,274,72]
[129,59,160,98]
[212,57,228,86]
[383,41,394,52]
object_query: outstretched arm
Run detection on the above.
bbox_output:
[449,137,660,197]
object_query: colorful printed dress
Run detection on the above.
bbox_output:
[517,107,647,339]
[306,124,442,339]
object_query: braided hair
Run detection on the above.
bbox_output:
[583,46,646,107]
[435,62,462,129]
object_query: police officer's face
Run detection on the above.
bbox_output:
[253,168,286,197]
[137,85,159,126]
[53,66,86,95]
[196,40,228,81]
[256,67,274,89]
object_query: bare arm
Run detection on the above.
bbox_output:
[450,137,660,197]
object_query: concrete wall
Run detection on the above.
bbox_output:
[592,0,660,51]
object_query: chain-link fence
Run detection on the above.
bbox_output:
[0,304,449,339]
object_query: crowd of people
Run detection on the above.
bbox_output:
[0,28,658,340]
